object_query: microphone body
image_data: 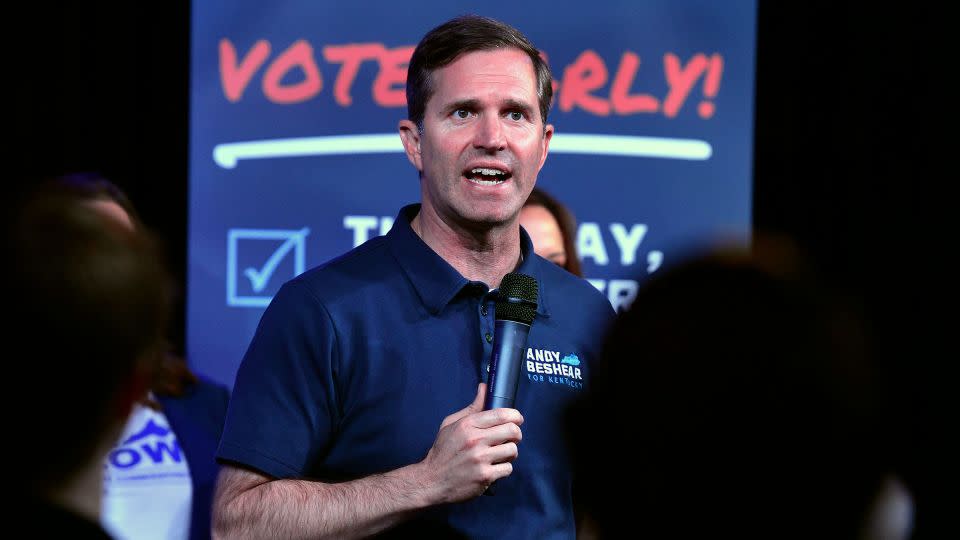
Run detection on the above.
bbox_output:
[481,272,538,496]
[484,318,531,410]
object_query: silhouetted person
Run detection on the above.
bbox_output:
[565,238,908,539]
[10,179,173,538]
[51,172,230,540]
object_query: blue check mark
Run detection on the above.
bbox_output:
[243,228,309,293]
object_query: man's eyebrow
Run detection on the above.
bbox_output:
[442,99,482,113]
[502,99,535,115]
[439,98,536,116]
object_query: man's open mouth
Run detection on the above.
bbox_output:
[464,167,511,186]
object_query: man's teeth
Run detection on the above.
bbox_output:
[471,168,506,176]
[469,178,504,185]
[468,167,507,185]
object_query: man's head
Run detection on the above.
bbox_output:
[405,15,553,130]
[399,16,554,231]
[52,172,143,231]
[11,179,172,496]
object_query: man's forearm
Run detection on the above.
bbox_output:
[214,463,436,540]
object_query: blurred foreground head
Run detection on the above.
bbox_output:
[10,179,172,495]
[566,237,890,538]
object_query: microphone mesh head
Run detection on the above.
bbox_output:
[495,272,539,324]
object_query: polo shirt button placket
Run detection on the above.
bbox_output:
[479,292,495,381]
[481,330,494,381]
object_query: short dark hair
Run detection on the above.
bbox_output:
[11,182,172,494]
[406,15,553,130]
[523,187,582,277]
[46,173,200,404]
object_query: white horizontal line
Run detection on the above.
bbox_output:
[549,134,712,160]
[213,133,711,169]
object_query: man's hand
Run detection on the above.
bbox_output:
[418,383,524,503]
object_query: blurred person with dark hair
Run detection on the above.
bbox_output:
[564,237,911,539]
[50,172,231,540]
[520,186,582,276]
[10,179,173,538]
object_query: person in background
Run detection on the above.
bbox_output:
[10,178,173,538]
[54,173,231,540]
[212,15,614,540]
[565,237,912,539]
[519,186,583,276]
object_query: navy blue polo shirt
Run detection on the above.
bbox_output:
[217,204,615,539]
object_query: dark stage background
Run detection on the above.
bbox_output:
[13,3,948,537]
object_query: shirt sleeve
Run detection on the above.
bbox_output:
[216,279,340,478]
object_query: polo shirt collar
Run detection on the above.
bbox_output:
[387,204,550,318]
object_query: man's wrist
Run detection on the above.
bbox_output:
[388,461,440,509]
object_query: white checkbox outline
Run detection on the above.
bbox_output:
[227,228,310,307]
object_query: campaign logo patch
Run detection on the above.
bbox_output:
[525,347,584,389]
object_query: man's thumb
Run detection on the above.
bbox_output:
[441,383,487,427]
[469,382,487,411]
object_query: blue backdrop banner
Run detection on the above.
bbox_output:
[189,0,757,387]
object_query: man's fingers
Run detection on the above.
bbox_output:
[487,441,519,464]
[476,421,523,448]
[470,407,524,430]
[488,462,514,482]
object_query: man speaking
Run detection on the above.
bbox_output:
[213,15,614,539]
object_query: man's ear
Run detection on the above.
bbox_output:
[537,123,554,172]
[398,119,423,172]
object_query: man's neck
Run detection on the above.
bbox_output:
[412,207,521,289]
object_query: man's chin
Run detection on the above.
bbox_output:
[455,208,519,231]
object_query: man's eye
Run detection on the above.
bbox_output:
[454,109,471,119]
[509,111,524,121]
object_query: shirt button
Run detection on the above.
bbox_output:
[481,305,488,316]
[485,332,493,343]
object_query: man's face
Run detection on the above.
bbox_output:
[399,48,553,229]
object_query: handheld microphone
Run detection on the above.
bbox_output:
[484,272,539,410]
[482,272,538,497]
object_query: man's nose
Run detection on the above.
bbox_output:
[473,114,506,152]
